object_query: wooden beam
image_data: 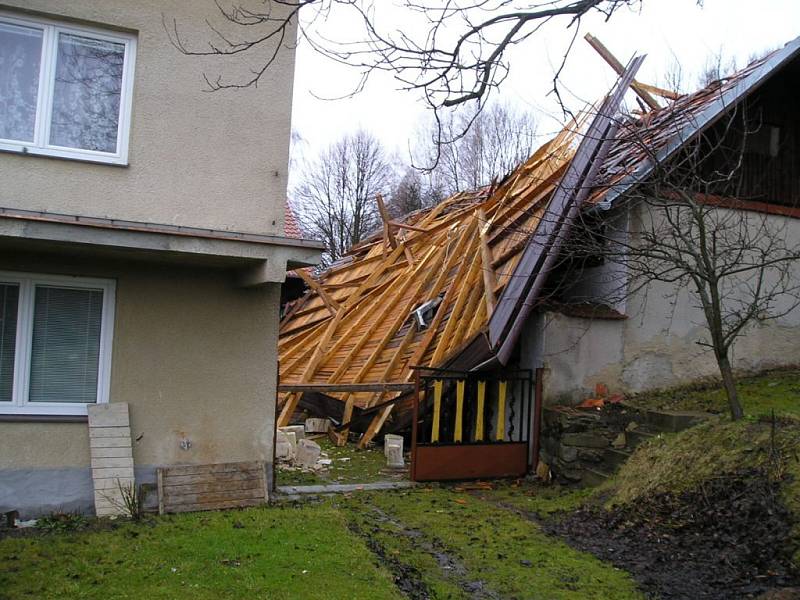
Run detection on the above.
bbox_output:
[584,33,661,111]
[277,392,299,427]
[476,208,497,316]
[430,238,482,365]
[294,269,340,316]
[357,405,394,450]
[376,194,398,249]
[341,247,442,385]
[406,218,479,369]
[403,243,416,267]
[390,221,429,233]
[635,80,681,101]
[278,382,414,393]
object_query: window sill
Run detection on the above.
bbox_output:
[0,145,129,167]
[0,402,95,417]
[0,413,88,423]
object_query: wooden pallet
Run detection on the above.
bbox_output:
[157,461,268,514]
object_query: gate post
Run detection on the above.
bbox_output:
[410,369,420,481]
[531,367,545,471]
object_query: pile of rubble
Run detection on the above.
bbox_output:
[276,418,334,474]
[276,418,407,479]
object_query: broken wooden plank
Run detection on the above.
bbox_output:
[585,33,660,110]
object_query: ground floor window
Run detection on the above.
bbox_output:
[0,271,115,416]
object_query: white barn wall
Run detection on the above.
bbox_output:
[522,203,800,403]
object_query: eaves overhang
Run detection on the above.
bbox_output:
[0,207,324,285]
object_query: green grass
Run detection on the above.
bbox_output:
[476,481,597,516]
[276,438,400,486]
[607,417,800,506]
[629,368,800,418]
[0,504,401,600]
[0,486,642,600]
[339,488,643,599]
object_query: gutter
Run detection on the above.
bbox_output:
[467,55,646,371]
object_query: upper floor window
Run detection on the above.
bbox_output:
[0,13,136,165]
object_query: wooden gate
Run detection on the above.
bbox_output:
[410,367,538,481]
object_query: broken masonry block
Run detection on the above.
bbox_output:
[275,430,296,461]
[295,439,322,468]
[304,418,331,434]
[384,434,405,469]
[384,434,403,458]
[280,424,305,441]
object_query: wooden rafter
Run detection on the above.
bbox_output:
[294,269,340,315]
[476,208,497,316]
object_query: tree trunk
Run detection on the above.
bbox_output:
[716,353,744,420]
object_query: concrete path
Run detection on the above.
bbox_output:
[275,481,415,500]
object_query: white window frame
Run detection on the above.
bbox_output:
[0,271,116,416]
[0,12,137,165]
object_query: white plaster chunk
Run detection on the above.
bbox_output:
[295,439,322,468]
[280,425,305,441]
[384,434,405,469]
[304,418,331,434]
[275,430,296,461]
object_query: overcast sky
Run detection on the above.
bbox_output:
[289,0,800,158]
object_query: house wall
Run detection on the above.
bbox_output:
[0,253,280,517]
[523,204,800,403]
[0,1,296,235]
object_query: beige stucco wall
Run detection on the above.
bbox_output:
[525,204,800,403]
[0,252,280,471]
[0,1,296,235]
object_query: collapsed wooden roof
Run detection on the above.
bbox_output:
[277,120,582,445]
[278,37,800,446]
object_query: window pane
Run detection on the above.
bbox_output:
[29,286,103,404]
[49,33,124,153]
[0,21,43,142]
[0,283,19,403]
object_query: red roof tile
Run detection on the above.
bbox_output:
[284,201,303,239]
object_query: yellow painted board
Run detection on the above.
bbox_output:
[454,380,465,443]
[496,380,507,441]
[432,380,443,443]
[476,381,486,441]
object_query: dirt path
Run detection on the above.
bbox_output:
[475,474,800,600]
[347,500,500,600]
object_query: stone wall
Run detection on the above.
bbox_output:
[539,403,705,485]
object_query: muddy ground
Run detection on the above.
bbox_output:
[546,469,800,599]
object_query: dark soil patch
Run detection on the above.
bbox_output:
[347,518,432,600]
[547,469,800,599]
[367,507,500,600]
[346,502,499,600]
